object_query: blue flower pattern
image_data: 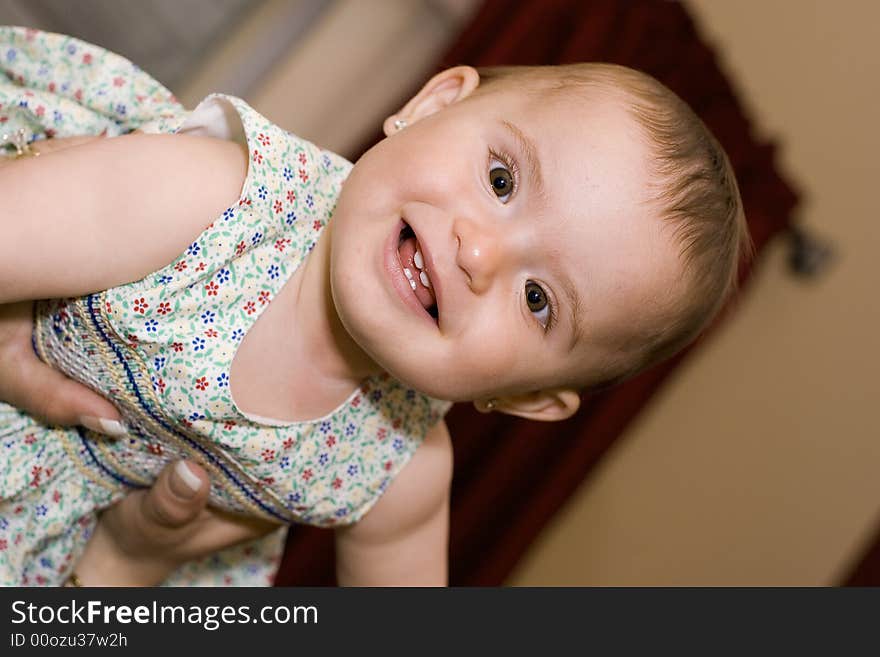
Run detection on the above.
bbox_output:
[0,27,452,589]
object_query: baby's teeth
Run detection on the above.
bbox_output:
[414,250,424,270]
[419,271,431,288]
[403,267,417,290]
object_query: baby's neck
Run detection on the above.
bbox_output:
[229,226,381,423]
[297,226,380,385]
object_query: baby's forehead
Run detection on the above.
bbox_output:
[557,197,686,359]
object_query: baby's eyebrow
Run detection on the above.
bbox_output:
[501,120,546,201]
[555,263,585,352]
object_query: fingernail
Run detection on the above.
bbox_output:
[79,415,127,437]
[172,461,203,498]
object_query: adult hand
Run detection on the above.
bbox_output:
[0,301,277,586]
[75,459,277,586]
[0,301,124,432]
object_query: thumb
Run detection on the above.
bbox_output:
[77,461,212,586]
[138,461,211,530]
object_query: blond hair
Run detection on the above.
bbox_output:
[476,64,754,389]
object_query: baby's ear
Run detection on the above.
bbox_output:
[474,388,581,422]
[383,66,480,136]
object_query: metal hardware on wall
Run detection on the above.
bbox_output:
[787,225,836,278]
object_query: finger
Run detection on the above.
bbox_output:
[137,460,211,530]
[180,507,280,558]
[0,301,123,433]
[16,353,122,429]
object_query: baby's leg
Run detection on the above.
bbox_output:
[0,401,112,586]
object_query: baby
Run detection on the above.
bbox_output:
[0,28,749,586]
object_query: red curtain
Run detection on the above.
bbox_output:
[274,0,799,586]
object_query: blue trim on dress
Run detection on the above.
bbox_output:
[84,294,287,522]
[77,426,145,489]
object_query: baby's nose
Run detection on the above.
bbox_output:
[454,216,504,293]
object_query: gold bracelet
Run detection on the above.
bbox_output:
[2,128,39,158]
[63,572,83,587]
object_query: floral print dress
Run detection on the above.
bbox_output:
[0,27,450,586]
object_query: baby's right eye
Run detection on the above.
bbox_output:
[487,151,517,204]
[489,164,513,203]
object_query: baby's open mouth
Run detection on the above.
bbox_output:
[398,222,438,320]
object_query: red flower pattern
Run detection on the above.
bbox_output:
[0,73,450,572]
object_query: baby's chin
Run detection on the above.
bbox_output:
[363,350,469,401]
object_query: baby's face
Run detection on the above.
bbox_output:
[329,77,683,403]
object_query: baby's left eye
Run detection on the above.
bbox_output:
[488,158,515,203]
[525,281,551,329]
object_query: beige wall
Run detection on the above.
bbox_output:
[192,0,879,585]
[509,0,880,585]
[181,0,479,157]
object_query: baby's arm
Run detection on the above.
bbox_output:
[334,420,453,586]
[0,133,247,304]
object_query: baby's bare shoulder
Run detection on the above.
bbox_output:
[334,420,452,585]
[349,419,452,542]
